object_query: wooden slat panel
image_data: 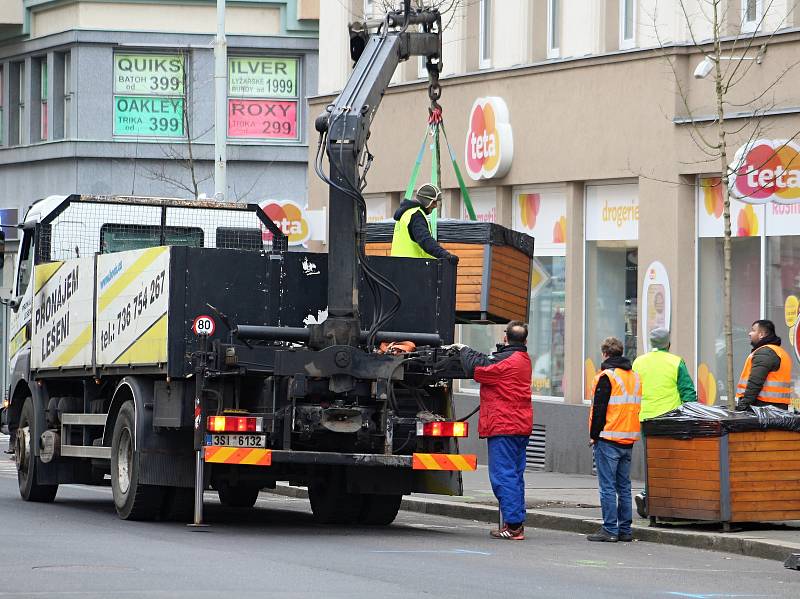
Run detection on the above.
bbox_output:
[730,470,800,482]
[731,490,800,501]
[454,258,485,268]
[456,284,484,295]
[490,286,529,305]
[729,431,800,442]
[730,460,800,472]
[648,497,720,510]
[456,276,485,286]
[731,510,800,522]
[649,489,720,501]
[490,261,531,284]
[456,267,485,277]
[493,245,528,261]
[648,507,720,520]
[487,300,527,322]
[647,448,721,460]
[647,467,719,480]
[490,268,531,293]
[441,243,488,252]
[730,479,800,492]
[647,458,719,471]
[456,303,482,312]
[649,478,720,491]
[646,438,720,451]
[729,441,800,452]
[492,251,530,271]
[728,450,800,462]
[730,499,800,511]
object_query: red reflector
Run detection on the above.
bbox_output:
[207,416,259,433]
[418,421,468,437]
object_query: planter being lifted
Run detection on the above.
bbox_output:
[642,404,800,526]
[365,220,535,324]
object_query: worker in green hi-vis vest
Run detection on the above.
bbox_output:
[632,327,697,518]
[391,184,459,264]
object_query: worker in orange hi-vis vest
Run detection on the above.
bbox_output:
[587,336,641,544]
[735,319,793,411]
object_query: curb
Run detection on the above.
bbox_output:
[267,485,800,563]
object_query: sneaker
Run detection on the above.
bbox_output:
[586,529,618,542]
[618,533,633,542]
[490,525,525,540]
[635,493,647,518]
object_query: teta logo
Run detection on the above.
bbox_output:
[465,97,513,180]
[260,200,310,246]
[729,139,800,204]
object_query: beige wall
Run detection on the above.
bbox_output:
[31,2,282,38]
[0,1,23,25]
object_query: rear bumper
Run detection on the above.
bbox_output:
[203,446,477,471]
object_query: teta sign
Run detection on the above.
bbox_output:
[464,97,513,181]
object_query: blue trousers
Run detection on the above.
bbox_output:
[593,439,633,536]
[487,435,528,525]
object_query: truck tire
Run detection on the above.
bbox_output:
[216,482,260,508]
[16,397,58,503]
[111,401,163,520]
[358,494,402,526]
[308,468,363,524]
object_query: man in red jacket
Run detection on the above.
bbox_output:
[457,321,533,540]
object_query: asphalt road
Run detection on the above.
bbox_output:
[0,458,798,599]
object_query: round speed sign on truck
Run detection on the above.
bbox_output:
[192,315,215,336]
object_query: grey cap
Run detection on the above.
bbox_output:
[649,327,670,350]
[416,183,442,209]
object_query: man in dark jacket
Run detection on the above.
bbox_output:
[390,184,459,264]
[735,319,793,411]
[457,321,533,540]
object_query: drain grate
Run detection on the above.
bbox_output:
[526,424,546,470]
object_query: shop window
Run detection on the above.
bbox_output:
[766,236,800,406]
[697,237,761,404]
[585,243,638,396]
[0,65,3,145]
[741,0,762,33]
[479,0,492,69]
[547,0,560,58]
[620,0,635,49]
[529,256,566,398]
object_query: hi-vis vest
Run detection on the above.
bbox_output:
[736,344,793,405]
[589,368,642,445]
[391,206,435,259]
[632,350,682,421]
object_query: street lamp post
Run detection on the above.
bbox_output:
[214,0,227,201]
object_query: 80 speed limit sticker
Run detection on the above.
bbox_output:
[192,315,215,336]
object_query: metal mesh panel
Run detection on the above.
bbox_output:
[35,196,285,263]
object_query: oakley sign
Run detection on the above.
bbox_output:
[729,139,800,204]
[464,97,513,181]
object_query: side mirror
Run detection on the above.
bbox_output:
[8,297,20,311]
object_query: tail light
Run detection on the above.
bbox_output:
[207,415,263,433]
[416,421,468,437]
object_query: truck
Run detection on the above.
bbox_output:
[4,2,486,525]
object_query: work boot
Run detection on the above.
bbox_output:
[635,493,647,518]
[618,532,633,542]
[490,524,524,540]
[586,529,618,542]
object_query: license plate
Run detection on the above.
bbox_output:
[207,434,265,448]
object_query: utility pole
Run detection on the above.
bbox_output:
[214,0,227,201]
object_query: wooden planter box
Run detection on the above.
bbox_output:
[365,221,534,324]
[646,430,800,524]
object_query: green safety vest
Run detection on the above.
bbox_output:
[632,349,683,421]
[390,206,435,259]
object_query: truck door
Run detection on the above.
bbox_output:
[7,227,35,377]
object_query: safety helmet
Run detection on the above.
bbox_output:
[416,183,442,209]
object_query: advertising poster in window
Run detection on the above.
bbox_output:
[585,183,639,241]
[641,260,671,351]
[228,56,299,141]
[113,52,185,139]
[511,186,566,254]
[697,177,764,237]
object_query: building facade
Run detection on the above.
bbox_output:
[0,0,319,392]
[309,0,800,474]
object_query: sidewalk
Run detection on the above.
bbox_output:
[271,466,800,563]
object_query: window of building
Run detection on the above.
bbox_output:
[547,0,560,58]
[39,58,48,141]
[742,0,763,33]
[620,0,636,49]
[766,235,800,405]
[63,52,71,138]
[8,62,24,146]
[479,0,492,69]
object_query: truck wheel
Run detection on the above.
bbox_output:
[111,401,163,520]
[16,397,58,503]
[358,494,402,526]
[308,469,363,524]
[216,482,260,508]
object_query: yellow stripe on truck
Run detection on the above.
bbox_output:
[98,247,166,314]
[34,262,64,295]
[51,324,93,367]
[113,313,168,364]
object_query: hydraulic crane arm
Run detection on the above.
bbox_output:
[315,2,442,347]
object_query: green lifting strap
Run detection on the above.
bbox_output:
[430,124,440,238]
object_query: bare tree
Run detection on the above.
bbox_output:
[652,0,800,407]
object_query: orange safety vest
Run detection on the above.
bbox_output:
[589,368,642,445]
[736,344,793,405]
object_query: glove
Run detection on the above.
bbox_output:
[447,254,459,266]
[443,343,466,351]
